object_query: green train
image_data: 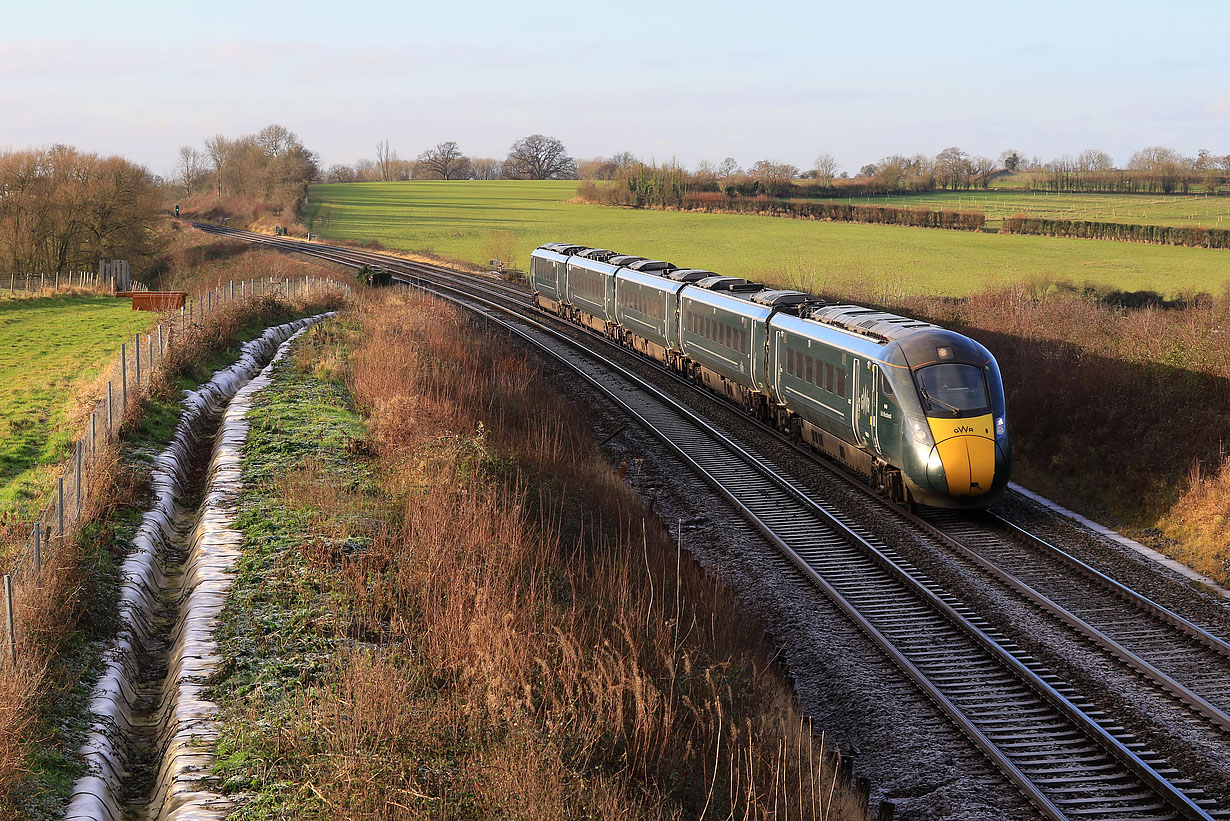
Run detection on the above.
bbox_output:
[530,242,1011,508]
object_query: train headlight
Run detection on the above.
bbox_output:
[995,416,1006,438]
[912,420,928,443]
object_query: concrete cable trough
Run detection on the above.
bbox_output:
[65,313,334,821]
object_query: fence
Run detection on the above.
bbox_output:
[3,271,114,296]
[0,273,351,664]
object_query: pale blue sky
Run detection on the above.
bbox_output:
[3,0,1227,176]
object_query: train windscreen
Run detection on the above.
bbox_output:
[914,363,990,418]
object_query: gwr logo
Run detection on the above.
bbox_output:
[954,425,974,433]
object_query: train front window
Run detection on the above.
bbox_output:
[914,363,990,418]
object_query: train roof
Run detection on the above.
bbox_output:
[536,242,588,255]
[695,276,763,294]
[627,259,675,273]
[576,248,617,261]
[668,268,718,282]
[807,304,938,344]
[608,254,647,267]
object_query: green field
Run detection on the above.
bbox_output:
[821,189,1230,229]
[0,295,154,516]
[304,181,1230,298]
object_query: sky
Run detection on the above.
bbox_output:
[3,0,1228,177]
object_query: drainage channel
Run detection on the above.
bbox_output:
[65,314,333,821]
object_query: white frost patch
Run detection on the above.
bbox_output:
[66,314,334,821]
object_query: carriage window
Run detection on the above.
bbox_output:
[805,356,813,384]
[836,369,846,398]
[881,371,895,398]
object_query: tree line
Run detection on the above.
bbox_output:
[0,145,163,276]
[175,124,319,212]
[325,134,578,182]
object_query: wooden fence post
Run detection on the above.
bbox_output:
[121,345,127,410]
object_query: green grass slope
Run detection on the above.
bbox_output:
[0,295,154,516]
[303,181,1230,297]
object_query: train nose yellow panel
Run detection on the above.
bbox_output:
[928,415,995,497]
[934,436,995,496]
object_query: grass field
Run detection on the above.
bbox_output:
[0,295,153,517]
[821,190,1230,229]
[303,181,1230,298]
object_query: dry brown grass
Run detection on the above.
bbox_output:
[250,292,867,818]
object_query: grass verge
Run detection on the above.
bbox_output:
[213,292,867,819]
[0,294,155,521]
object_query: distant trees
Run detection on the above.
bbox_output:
[505,134,576,179]
[998,149,1022,172]
[416,141,471,180]
[176,145,207,197]
[747,160,800,181]
[813,153,840,183]
[716,157,740,178]
[0,145,163,275]
[375,140,399,182]
[193,124,319,209]
[469,158,504,180]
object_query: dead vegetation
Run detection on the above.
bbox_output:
[220,291,868,818]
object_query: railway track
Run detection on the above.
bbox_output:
[199,223,1230,819]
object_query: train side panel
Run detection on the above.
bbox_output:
[614,268,686,360]
[530,249,568,310]
[565,257,618,331]
[679,287,772,394]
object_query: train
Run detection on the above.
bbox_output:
[529,242,1011,509]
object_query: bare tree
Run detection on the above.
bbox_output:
[416,141,471,180]
[505,134,577,179]
[326,163,357,183]
[716,157,739,178]
[748,160,800,180]
[972,156,996,188]
[935,147,972,189]
[255,124,297,157]
[204,134,229,195]
[375,140,398,182]
[813,153,839,183]
[176,145,206,197]
[1076,149,1114,172]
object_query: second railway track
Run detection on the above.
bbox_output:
[200,223,1230,819]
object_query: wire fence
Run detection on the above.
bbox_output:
[0,273,352,663]
[1,271,120,296]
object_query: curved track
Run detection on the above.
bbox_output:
[198,223,1230,819]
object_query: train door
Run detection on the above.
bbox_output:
[856,360,879,452]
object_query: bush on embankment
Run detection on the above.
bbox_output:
[212,292,867,818]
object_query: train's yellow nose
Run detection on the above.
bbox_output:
[927,415,996,497]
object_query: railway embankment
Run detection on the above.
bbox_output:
[205,293,872,819]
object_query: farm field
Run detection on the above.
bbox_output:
[303,181,1230,298]
[0,294,154,517]
[819,189,1230,229]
